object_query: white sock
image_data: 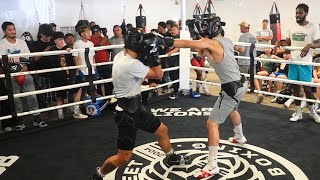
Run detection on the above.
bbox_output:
[296,106,302,113]
[165,148,174,156]
[97,167,105,177]
[234,123,243,135]
[208,146,218,167]
[196,82,201,88]
[58,109,63,115]
[74,105,80,114]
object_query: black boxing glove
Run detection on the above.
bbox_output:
[150,58,161,67]
[163,37,174,47]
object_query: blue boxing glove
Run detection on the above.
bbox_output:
[95,69,100,79]
[78,70,85,80]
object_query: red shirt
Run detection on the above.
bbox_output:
[90,36,110,62]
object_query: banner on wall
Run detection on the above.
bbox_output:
[269,1,281,44]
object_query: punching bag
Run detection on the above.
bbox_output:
[269,2,281,44]
[136,4,147,32]
[193,2,203,20]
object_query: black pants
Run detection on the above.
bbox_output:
[96,65,113,96]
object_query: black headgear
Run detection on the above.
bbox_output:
[124,28,163,66]
[186,16,225,39]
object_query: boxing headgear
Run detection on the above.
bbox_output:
[202,16,225,39]
[124,29,163,66]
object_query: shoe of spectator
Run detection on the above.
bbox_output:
[4,127,13,132]
[256,94,264,104]
[270,97,278,103]
[73,113,88,119]
[309,105,320,123]
[290,112,303,122]
[33,115,48,127]
[16,124,26,131]
[169,93,179,100]
[33,121,48,128]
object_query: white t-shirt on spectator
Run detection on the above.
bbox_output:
[286,22,320,62]
[0,38,30,70]
[72,39,95,75]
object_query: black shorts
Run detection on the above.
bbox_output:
[114,108,161,150]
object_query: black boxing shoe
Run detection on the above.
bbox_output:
[90,167,103,180]
[166,153,191,166]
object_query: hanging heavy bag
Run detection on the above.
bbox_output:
[136,4,146,32]
[269,2,281,45]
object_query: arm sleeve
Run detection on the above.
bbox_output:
[128,59,149,79]
[269,29,273,36]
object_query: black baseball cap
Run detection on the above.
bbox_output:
[91,25,101,33]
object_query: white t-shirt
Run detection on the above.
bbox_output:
[286,22,320,62]
[72,39,95,75]
[0,38,30,70]
[112,51,149,98]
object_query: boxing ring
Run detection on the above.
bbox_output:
[0,37,319,179]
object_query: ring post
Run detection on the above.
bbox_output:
[249,43,256,93]
[2,55,17,119]
[84,48,96,103]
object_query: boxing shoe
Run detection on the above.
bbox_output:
[228,136,247,144]
[193,164,220,179]
[90,167,104,180]
[166,153,191,166]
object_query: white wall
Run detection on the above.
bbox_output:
[1,0,320,42]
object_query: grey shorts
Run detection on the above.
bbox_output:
[209,83,247,124]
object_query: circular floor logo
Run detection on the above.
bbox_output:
[110,138,308,180]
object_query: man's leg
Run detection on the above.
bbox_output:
[228,110,247,144]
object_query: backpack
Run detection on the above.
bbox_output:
[276,88,292,104]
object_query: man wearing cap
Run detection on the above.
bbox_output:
[256,19,274,57]
[234,21,257,74]
[90,25,113,97]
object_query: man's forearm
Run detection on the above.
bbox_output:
[310,39,320,49]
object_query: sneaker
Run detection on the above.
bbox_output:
[90,167,103,180]
[270,97,278,103]
[309,105,320,123]
[73,113,88,119]
[228,136,247,144]
[256,94,264,104]
[193,164,220,179]
[33,121,48,128]
[4,127,13,132]
[110,97,117,104]
[290,112,303,122]
[166,153,191,166]
[15,124,26,131]
[169,93,179,100]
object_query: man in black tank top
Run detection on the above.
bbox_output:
[162,16,248,179]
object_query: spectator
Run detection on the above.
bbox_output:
[64,33,75,48]
[270,51,290,103]
[72,25,96,119]
[109,25,124,61]
[50,23,57,32]
[158,21,167,36]
[89,21,96,28]
[48,32,88,119]
[0,21,47,131]
[256,19,273,56]
[90,25,114,98]
[29,23,55,108]
[167,24,180,99]
[234,21,257,74]
[274,3,320,122]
